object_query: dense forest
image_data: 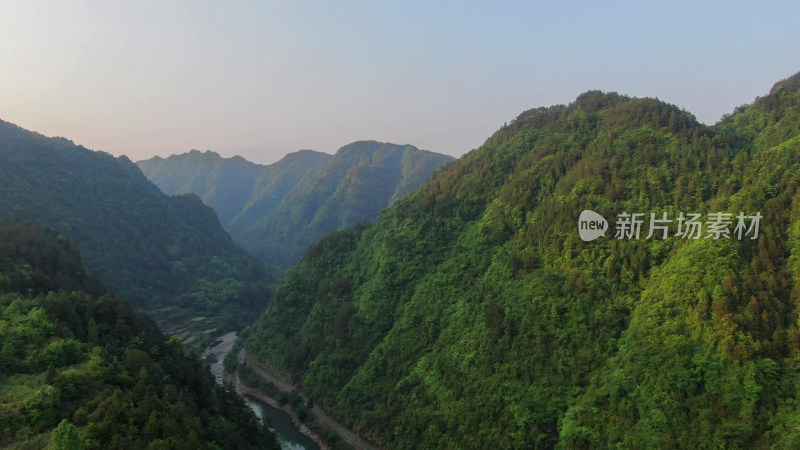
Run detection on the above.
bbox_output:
[241,72,800,447]
[0,220,278,449]
[0,122,275,350]
[138,141,454,269]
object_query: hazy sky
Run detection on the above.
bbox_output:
[2,1,799,164]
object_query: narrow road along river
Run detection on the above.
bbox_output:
[202,332,319,450]
[237,349,378,450]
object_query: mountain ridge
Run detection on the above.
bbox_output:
[138,140,454,269]
[240,71,800,448]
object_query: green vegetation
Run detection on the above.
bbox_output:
[225,345,354,450]
[0,122,275,350]
[138,141,454,269]
[137,149,330,228]
[0,220,278,449]
[243,72,800,447]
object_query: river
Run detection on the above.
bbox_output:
[203,332,319,450]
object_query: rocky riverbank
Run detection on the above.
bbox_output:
[236,349,380,450]
[227,371,330,450]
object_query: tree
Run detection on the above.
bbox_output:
[49,419,80,450]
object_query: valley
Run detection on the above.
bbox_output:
[3,3,796,448]
[202,333,320,450]
[2,69,800,448]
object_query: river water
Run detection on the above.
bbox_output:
[203,332,318,450]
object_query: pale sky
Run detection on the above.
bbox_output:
[1,1,799,164]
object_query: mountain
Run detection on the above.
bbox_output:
[0,220,278,449]
[137,141,454,269]
[137,149,331,227]
[239,72,800,448]
[0,120,275,351]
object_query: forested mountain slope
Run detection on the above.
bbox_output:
[0,121,274,350]
[0,220,278,449]
[137,149,331,228]
[138,142,454,269]
[242,72,800,448]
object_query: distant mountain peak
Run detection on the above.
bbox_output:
[139,141,453,269]
[186,148,222,158]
